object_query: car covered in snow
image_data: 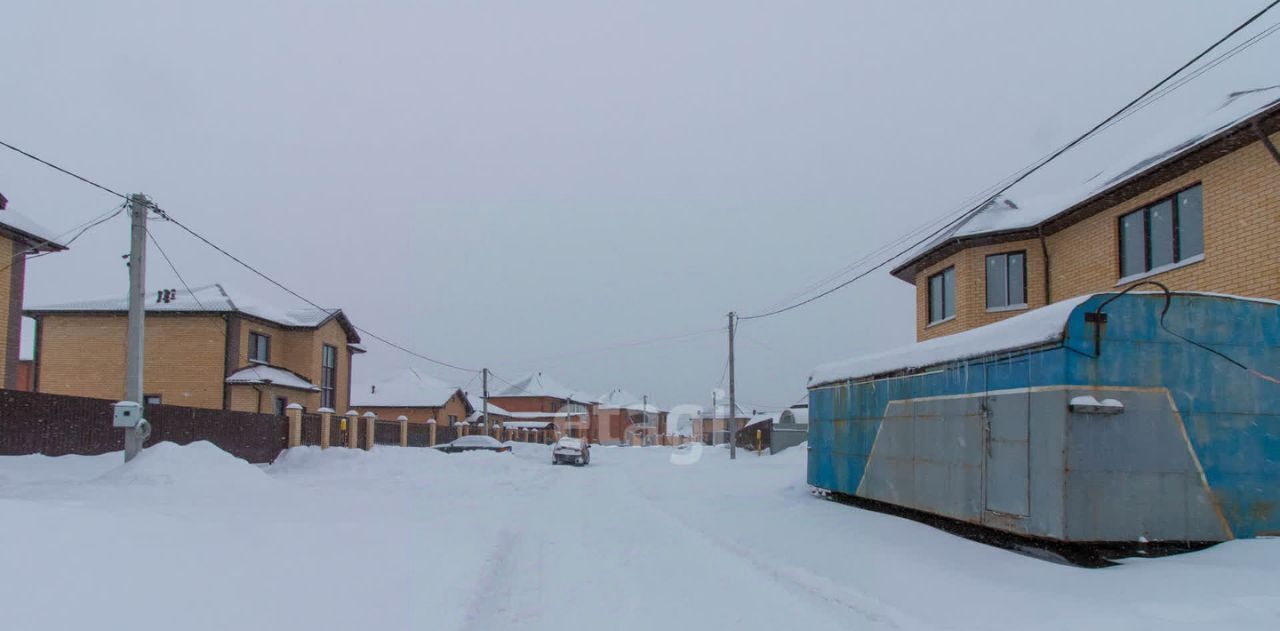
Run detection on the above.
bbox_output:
[551,436,590,466]
[434,435,511,454]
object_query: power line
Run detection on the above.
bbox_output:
[145,226,207,311]
[0,202,126,275]
[740,0,1280,321]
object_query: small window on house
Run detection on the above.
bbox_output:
[985,252,1026,310]
[274,396,288,417]
[1118,184,1204,279]
[927,267,956,324]
[449,414,459,425]
[249,332,271,364]
[321,344,337,410]
[144,394,162,405]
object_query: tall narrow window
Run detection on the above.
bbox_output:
[927,267,956,324]
[985,251,1026,309]
[321,344,337,410]
[1118,184,1205,279]
[249,332,271,363]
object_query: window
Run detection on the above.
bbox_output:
[321,344,337,409]
[1118,184,1204,279]
[449,414,459,425]
[249,332,271,363]
[274,396,288,417]
[927,267,956,324]
[985,251,1026,310]
[144,394,162,405]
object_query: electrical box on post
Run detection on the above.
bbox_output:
[113,401,144,428]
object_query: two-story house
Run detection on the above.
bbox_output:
[25,283,363,414]
[892,86,1280,340]
[350,367,473,425]
[0,193,67,390]
[488,372,598,438]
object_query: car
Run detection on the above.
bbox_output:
[552,436,590,466]
[434,435,512,454]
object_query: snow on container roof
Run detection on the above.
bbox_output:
[225,365,320,391]
[809,294,1094,388]
[351,368,464,408]
[26,282,357,339]
[897,86,1280,272]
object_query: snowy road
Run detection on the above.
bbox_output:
[2,442,1279,630]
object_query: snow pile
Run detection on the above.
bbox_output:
[270,444,446,481]
[810,294,1093,387]
[0,452,119,485]
[95,441,267,488]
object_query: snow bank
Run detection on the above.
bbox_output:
[810,294,1092,387]
[0,452,120,485]
[95,441,268,488]
[270,445,448,481]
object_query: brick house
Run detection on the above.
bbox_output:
[350,367,473,425]
[488,372,597,438]
[893,86,1280,340]
[0,194,67,389]
[595,388,665,444]
[25,283,363,414]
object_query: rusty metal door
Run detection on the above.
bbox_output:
[983,391,1030,517]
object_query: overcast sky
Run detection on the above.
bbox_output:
[2,1,1277,409]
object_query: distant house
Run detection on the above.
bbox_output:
[25,283,363,414]
[0,194,67,389]
[464,394,514,426]
[350,368,473,425]
[488,372,597,438]
[892,86,1280,342]
[689,404,750,445]
[595,388,664,445]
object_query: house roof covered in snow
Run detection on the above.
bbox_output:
[350,368,471,410]
[892,86,1280,283]
[596,388,661,412]
[466,395,512,418]
[0,201,68,252]
[26,283,360,342]
[779,407,809,426]
[494,372,596,403]
[225,365,320,391]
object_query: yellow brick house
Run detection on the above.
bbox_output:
[0,193,67,389]
[892,86,1280,341]
[25,283,363,414]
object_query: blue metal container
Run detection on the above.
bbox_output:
[808,292,1280,542]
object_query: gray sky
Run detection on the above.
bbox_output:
[3,1,1277,409]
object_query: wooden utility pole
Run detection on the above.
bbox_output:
[728,311,737,460]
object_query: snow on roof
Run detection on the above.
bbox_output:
[903,86,1280,266]
[745,413,779,428]
[351,368,464,408]
[779,407,810,425]
[26,283,351,332]
[508,411,589,419]
[465,395,512,417]
[226,365,320,391]
[0,208,66,251]
[596,388,661,412]
[496,372,596,402]
[503,421,555,430]
[809,294,1095,388]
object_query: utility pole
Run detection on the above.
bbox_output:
[482,368,491,436]
[642,394,649,445]
[728,311,737,460]
[124,193,150,462]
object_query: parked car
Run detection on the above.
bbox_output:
[435,435,512,454]
[552,436,590,466]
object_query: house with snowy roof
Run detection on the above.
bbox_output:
[25,283,363,415]
[0,193,67,390]
[892,85,1280,341]
[488,372,597,438]
[595,388,665,444]
[350,368,473,425]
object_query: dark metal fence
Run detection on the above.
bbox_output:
[436,425,458,445]
[300,413,323,446]
[374,419,401,445]
[0,388,288,464]
[406,423,430,447]
[736,422,771,453]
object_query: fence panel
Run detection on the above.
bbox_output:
[374,420,401,445]
[0,389,288,463]
[299,414,323,446]
[406,423,430,447]
[436,425,458,445]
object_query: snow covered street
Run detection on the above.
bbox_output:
[3,442,1279,630]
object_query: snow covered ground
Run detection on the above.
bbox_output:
[2,442,1278,630]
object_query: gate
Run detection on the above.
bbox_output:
[983,391,1030,519]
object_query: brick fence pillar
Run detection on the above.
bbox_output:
[428,419,437,446]
[285,403,303,448]
[363,411,377,451]
[345,410,359,449]
[318,407,334,449]
[397,415,408,447]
